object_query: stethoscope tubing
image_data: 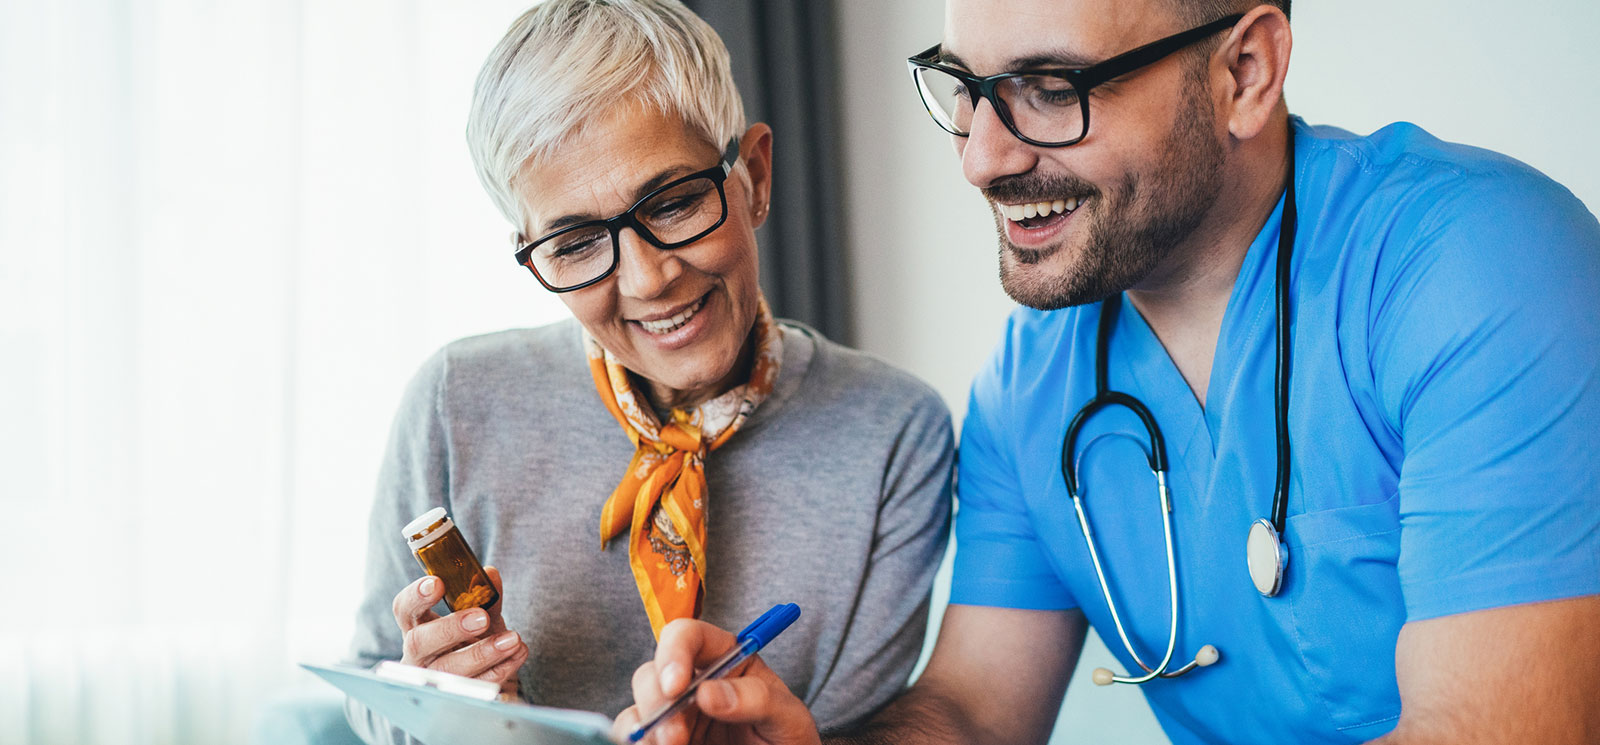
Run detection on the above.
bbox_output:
[1059,133,1297,684]
[1072,464,1187,683]
[1271,148,1297,534]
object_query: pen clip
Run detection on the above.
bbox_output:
[736,603,800,652]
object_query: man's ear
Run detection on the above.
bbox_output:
[1214,5,1292,142]
[738,122,774,228]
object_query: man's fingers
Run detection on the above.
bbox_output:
[611,705,642,744]
[631,660,668,711]
[625,660,701,745]
[695,677,767,722]
[654,618,740,698]
[392,575,445,632]
[651,715,690,745]
[610,706,693,745]
[400,607,494,667]
[632,621,818,745]
[693,660,820,745]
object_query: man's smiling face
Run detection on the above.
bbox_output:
[942,0,1228,310]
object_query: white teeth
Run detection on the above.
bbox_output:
[638,296,706,334]
[999,197,1082,223]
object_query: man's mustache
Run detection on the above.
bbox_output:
[981,172,1099,205]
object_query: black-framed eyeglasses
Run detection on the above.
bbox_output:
[907,14,1242,148]
[513,137,741,293]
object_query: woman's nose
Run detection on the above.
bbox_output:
[613,228,680,300]
[959,98,1040,189]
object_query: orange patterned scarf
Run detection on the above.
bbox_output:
[588,299,783,637]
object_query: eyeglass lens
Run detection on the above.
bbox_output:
[913,67,1085,144]
[528,175,725,289]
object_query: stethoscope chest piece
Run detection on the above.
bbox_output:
[1246,517,1287,597]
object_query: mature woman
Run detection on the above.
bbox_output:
[343,1,953,742]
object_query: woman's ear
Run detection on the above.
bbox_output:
[739,122,774,228]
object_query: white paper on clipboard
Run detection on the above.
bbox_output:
[302,662,620,745]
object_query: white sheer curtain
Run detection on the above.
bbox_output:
[0,1,564,742]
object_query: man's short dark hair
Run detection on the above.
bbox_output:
[1169,0,1290,26]
[1165,0,1289,70]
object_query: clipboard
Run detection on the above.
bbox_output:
[302,662,619,745]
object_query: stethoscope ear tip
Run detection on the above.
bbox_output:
[1195,644,1220,667]
[1091,667,1115,686]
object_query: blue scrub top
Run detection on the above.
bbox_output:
[952,117,1600,744]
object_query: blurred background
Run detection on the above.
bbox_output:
[2,0,1595,743]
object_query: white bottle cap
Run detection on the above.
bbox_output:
[402,507,452,550]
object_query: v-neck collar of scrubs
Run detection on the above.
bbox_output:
[1108,191,1289,506]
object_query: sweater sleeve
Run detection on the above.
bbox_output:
[342,348,454,745]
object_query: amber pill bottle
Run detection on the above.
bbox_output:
[402,507,500,613]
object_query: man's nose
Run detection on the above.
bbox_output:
[959,98,1039,189]
[613,228,679,300]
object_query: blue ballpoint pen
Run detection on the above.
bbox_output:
[627,603,802,743]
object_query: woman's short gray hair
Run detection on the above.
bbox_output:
[467,0,747,234]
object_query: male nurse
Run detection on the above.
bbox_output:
[618,1,1600,742]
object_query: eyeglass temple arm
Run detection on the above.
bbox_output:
[1071,13,1244,90]
[720,136,741,174]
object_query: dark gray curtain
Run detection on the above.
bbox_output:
[684,0,854,344]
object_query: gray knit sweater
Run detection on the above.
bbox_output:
[345,319,953,743]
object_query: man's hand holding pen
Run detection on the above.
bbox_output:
[616,608,818,745]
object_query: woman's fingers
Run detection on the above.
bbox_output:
[392,575,445,632]
[485,566,505,606]
[400,606,493,666]
[484,566,510,635]
[427,626,527,679]
[392,568,524,685]
[482,643,529,693]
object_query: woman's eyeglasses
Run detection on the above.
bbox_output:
[514,138,740,293]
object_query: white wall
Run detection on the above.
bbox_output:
[0,3,566,742]
[835,1,1600,743]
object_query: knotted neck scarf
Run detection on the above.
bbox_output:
[587,299,783,637]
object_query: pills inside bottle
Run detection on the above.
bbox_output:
[402,507,500,613]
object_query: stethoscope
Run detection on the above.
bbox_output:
[1061,140,1297,686]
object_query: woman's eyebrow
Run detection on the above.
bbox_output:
[629,165,695,203]
[539,165,698,233]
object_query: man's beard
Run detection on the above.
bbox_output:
[989,68,1226,311]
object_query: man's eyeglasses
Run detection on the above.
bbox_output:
[513,138,741,293]
[906,14,1243,148]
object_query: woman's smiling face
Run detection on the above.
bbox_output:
[517,102,772,409]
